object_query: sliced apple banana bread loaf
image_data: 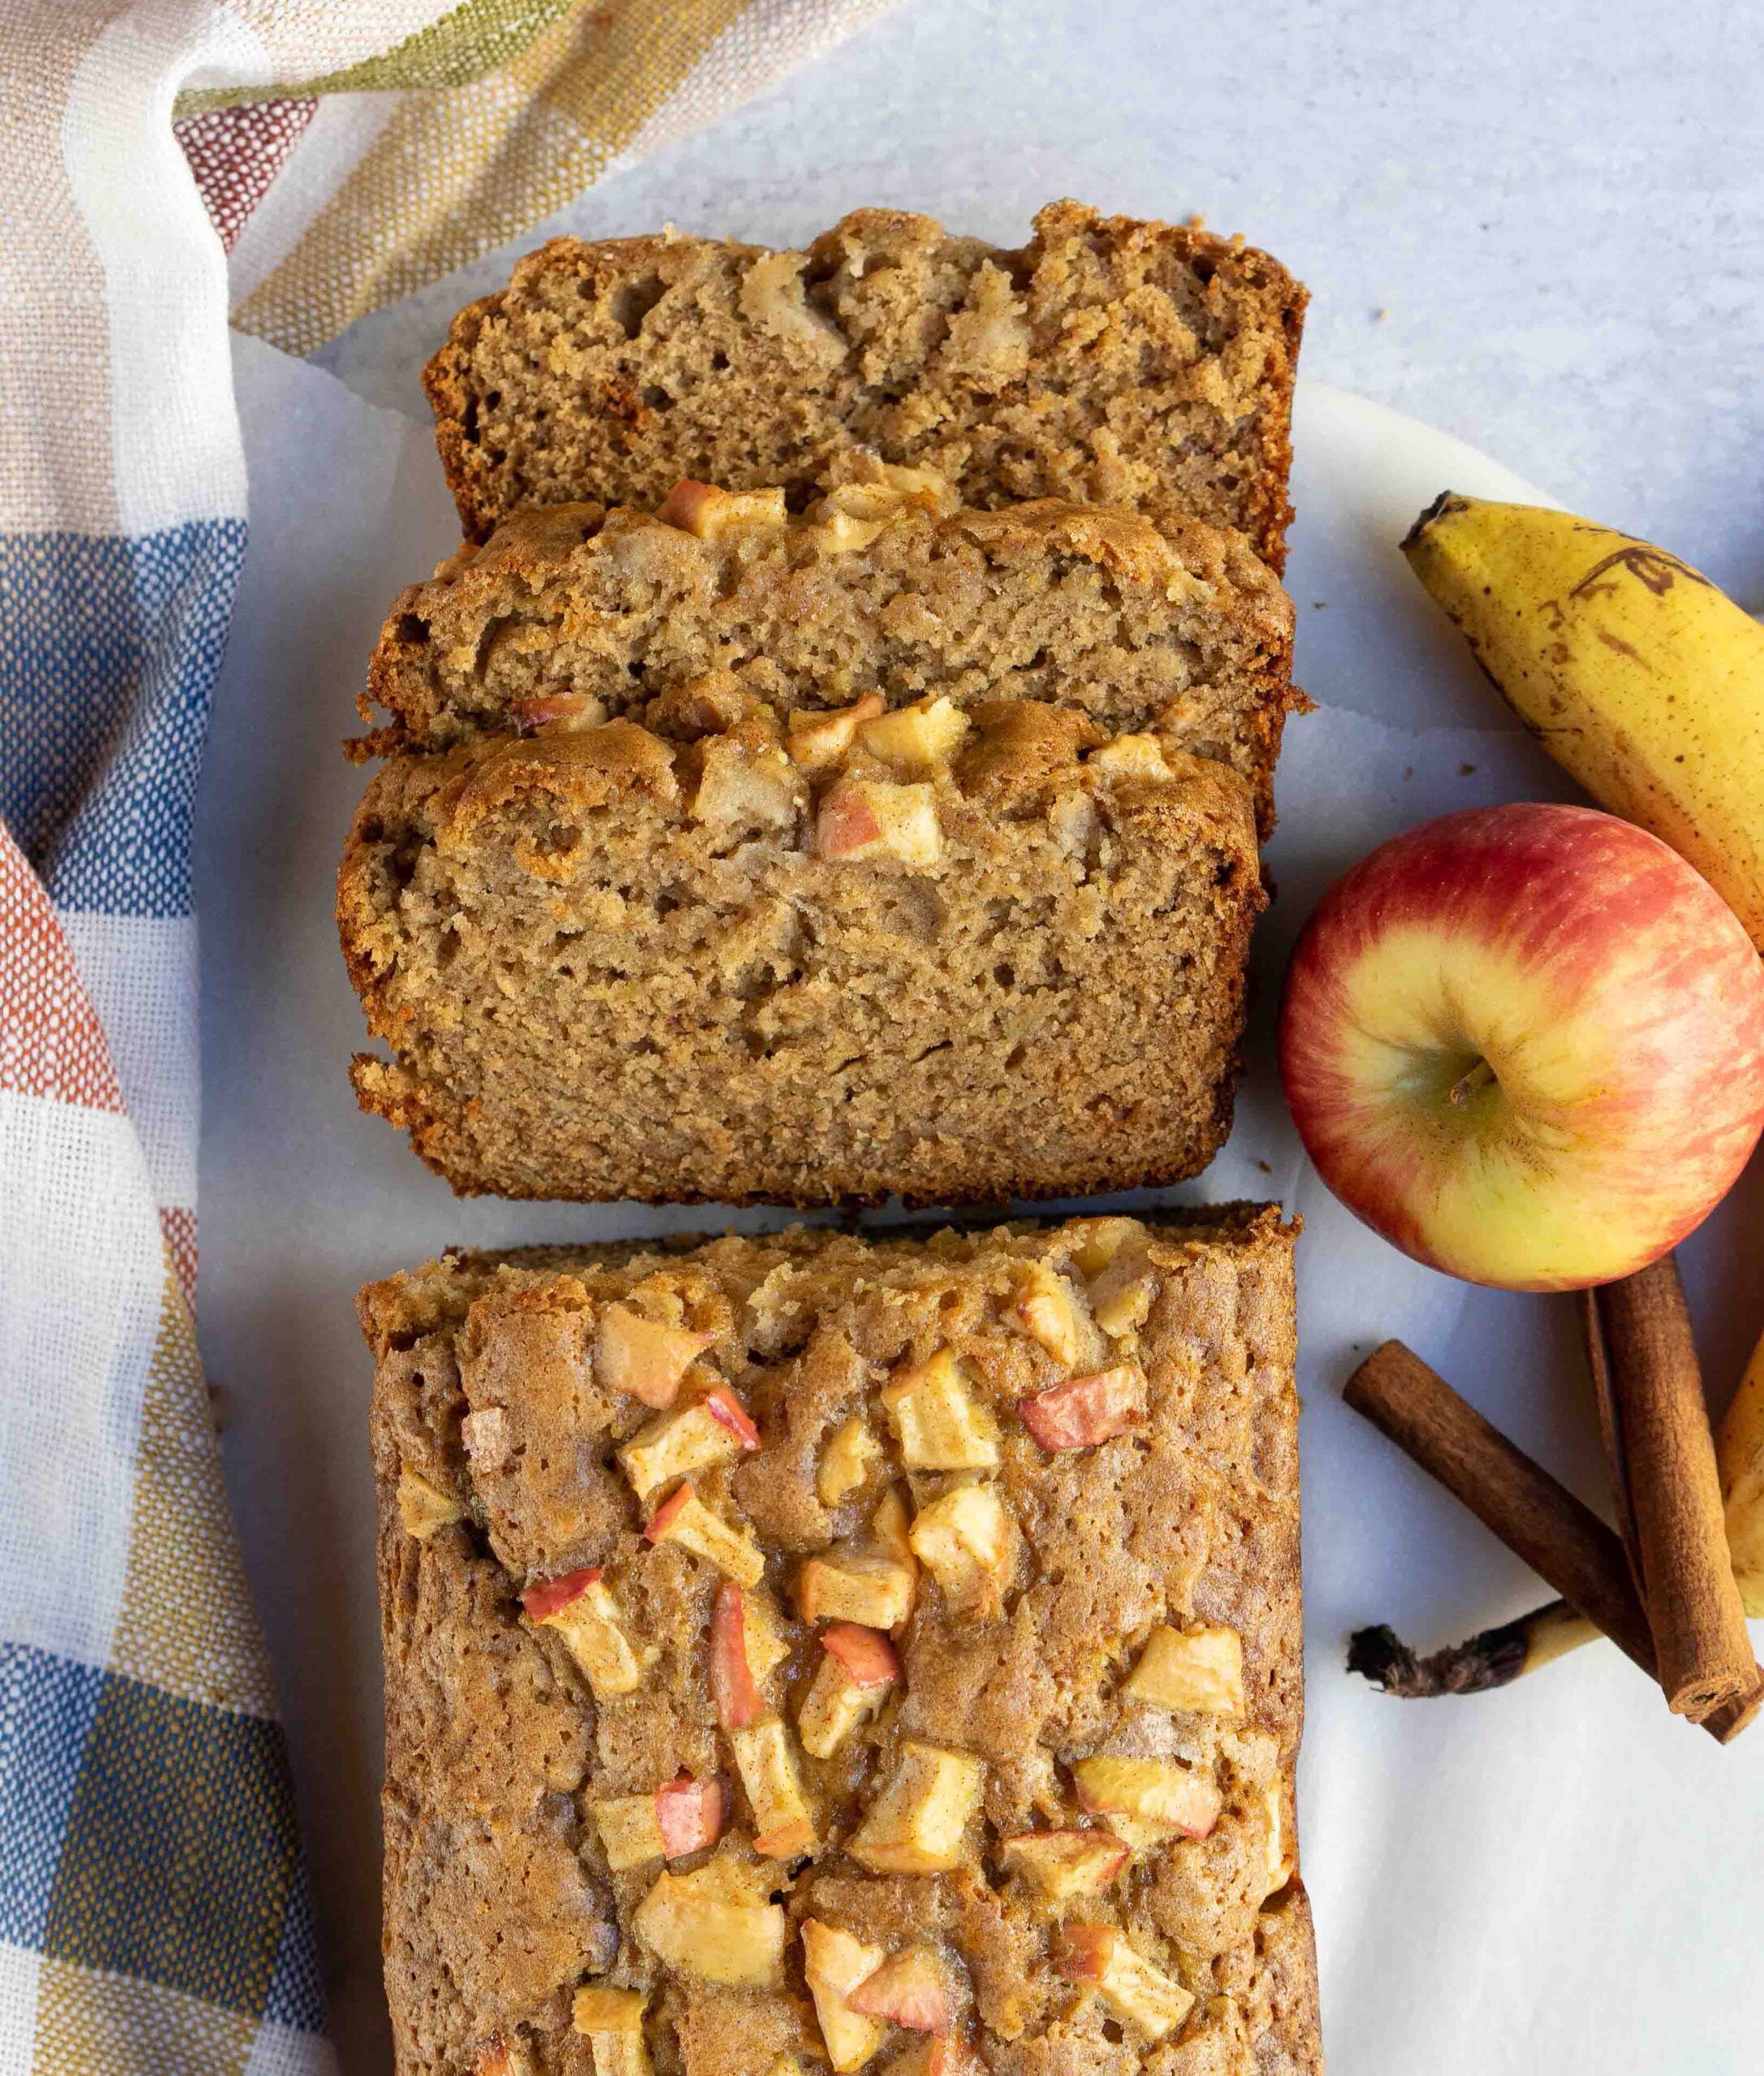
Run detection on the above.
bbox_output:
[339,697,1264,1206]
[358,1207,1319,2076]
[423,199,1307,573]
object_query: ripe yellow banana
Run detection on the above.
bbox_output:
[1403,495,1764,950]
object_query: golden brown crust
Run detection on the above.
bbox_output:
[423,199,1306,571]
[362,1212,1316,2076]
[337,703,1265,1207]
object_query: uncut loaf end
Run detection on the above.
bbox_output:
[423,199,1307,571]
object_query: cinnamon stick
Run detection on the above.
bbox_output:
[1344,1341,1660,1673]
[1575,1289,1643,1594]
[1589,1259,1757,1722]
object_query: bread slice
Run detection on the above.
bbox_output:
[358,1206,1318,2076]
[424,199,1307,569]
[361,474,1297,836]
[338,700,1264,1206]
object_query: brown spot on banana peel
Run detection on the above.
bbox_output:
[1595,628,1651,668]
[1567,542,1715,601]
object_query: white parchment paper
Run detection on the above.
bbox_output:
[195,343,1764,2075]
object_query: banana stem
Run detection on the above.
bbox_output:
[1349,1599,1599,1696]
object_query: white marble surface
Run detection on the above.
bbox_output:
[197,9,1764,2072]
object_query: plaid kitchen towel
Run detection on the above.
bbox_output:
[0,2,897,2070]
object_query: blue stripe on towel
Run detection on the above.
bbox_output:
[0,521,247,920]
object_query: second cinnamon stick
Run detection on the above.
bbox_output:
[1590,1259,1756,1722]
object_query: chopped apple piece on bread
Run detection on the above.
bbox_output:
[460,1405,509,1470]
[397,1468,462,1539]
[1073,1757,1221,1840]
[1086,732,1172,782]
[632,1857,786,1987]
[728,1716,817,1857]
[850,1741,983,1874]
[1054,1924,1195,2042]
[1097,1811,1178,1857]
[801,1919,888,2073]
[857,696,972,778]
[798,1623,901,1757]
[740,1586,792,1684]
[596,1306,717,1409]
[509,691,599,733]
[1264,1782,1293,1894]
[710,1581,775,1730]
[1086,1240,1159,1338]
[1061,1217,1146,1277]
[657,479,787,538]
[699,1383,762,1449]
[618,1388,759,1503]
[871,1488,918,1571]
[849,1946,952,2035]
[572,1988,652,2076]
[521,1568,647,1696]
[593,1775,725,1872]
[788,694,886,774]
[818,1415,884,1505]
[645,1483,766,1586]
[797,1657,878,1761]
[907,1483,1011,1613]
[825,1620,903,1687]
[1125,1623,1245,1718]
[999,1828,1129,1900]
[691,738,802,830]
[1010,1263,1094,1367]
[476,2032,535,2076]
[591,1791,667,1872]
[880,2041,981,2076]
[881,1351,1002,1472]
[796,1548,916,1630]
[1018,1367,1145,1452]
[814,778,942,869]
[655,1774,727,1859]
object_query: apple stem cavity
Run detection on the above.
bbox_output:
[1446,1057,1496,1109]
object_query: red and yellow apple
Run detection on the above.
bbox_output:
[1279,804,1764,1289]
